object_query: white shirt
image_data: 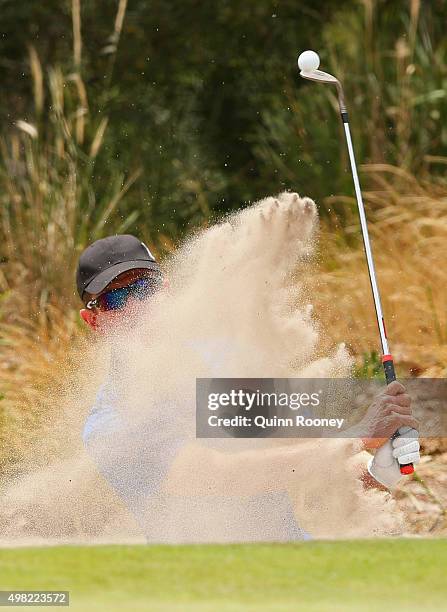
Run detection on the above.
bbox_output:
[83,344,311,543]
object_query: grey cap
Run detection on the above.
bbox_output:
[76,234,161,301]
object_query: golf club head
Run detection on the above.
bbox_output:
[299,69,339,84]
[299,66,347,114]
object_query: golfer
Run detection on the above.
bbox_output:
[77,234,421,542]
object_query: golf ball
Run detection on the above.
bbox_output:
[297,50,320,72]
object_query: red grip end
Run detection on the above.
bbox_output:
[400,465,414,475]
[382,354,393,363]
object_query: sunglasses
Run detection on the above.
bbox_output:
[86,275,162,312]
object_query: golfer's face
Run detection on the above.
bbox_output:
[82,268,158,331]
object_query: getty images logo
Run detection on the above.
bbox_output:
[207,389,323,411]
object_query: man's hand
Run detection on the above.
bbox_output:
[367,429,420,490]
[358,380,419,450]
[352,380,420,490]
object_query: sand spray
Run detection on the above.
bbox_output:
[0,192,403,544]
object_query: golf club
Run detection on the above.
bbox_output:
[297,50,414,475]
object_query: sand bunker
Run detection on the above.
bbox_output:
[0,192,403,545]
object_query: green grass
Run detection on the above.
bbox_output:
[0,539,446,611]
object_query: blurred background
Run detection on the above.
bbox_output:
[0,0,446,516]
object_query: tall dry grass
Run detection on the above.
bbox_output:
[0,306,87,477]
[256,0,447,210]
[310,164,447,377]
[0,0,134,475]
[0,58,140,320]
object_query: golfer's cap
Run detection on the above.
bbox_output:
[76,234,161,301]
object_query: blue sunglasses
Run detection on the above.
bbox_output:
[86,275,162,312]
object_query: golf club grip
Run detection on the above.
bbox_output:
[382,356,414,475]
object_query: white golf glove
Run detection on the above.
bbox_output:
[367,427,420,490]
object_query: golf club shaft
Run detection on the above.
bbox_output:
[340,112,414,475]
